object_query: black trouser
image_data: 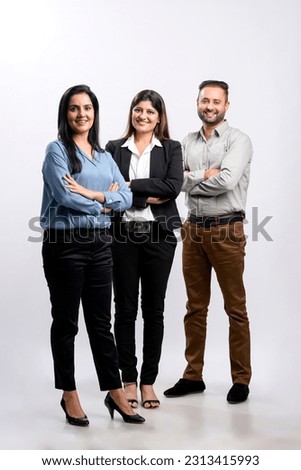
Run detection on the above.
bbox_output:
[111,222,177,385]
[42,229,122,391]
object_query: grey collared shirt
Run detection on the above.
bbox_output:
[181,120,253,217]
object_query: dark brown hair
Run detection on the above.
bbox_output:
[198,80,229,102]
[124,89,170,140]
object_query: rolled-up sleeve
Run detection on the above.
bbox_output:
[42,149,102,215]
[189,133,252,197]
[102,157,132,211]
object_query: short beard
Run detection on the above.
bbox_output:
[198,110,226,126]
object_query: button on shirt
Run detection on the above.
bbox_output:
[121,135,162,222]
[40,140,132,229]
[181,121,253,217]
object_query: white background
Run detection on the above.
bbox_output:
[0,0,300,453]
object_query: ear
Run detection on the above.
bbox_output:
[225,101,230,111]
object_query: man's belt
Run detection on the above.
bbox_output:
[188,212,244,227]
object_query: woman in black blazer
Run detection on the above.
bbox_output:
[106,90,183,409]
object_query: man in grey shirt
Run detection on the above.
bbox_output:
[164,80,253,404]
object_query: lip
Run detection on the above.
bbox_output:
[136,121,149,125]
[204,112,216,119]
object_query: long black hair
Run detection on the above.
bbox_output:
[57,84,102,173]
[124,89,170,141]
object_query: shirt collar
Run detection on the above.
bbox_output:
[200,120,229,140]
[121,134,162,151]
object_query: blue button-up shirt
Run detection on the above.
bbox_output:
[40,140,132,229]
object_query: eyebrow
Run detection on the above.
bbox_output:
[201,98,222,103]
[68,103,93,108]
[134,106,156,111]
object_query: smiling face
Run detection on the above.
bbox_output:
[197,86,229,128]
[67,92,94,136]
[131,100,160,137]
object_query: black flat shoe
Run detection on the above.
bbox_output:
[227,383,249,404]
[104,393,145,424]
[60,398,89,427]
[164,378,206,397]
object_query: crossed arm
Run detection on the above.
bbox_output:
[64,174,117,202]
[64,174,119,212]
[64,174,168,208]
[184,168,221,179]
[182,133,252,196]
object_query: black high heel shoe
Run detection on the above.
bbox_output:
[104,392,145,424]
[60,398,89,427]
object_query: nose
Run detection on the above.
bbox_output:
[139,110,148,119]
[77,107,85,116]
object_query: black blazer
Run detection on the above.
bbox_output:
[106,138,183,232]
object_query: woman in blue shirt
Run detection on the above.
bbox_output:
[41,84,144,426]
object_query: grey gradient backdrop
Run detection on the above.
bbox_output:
[0,0,300,450]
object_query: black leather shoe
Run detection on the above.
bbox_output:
[227,383,249,404]
[60,398,89,427]
[164,378,206,397]
[104,393,145,424]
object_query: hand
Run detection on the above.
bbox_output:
[101,183,118,211]
[204,168,220,179]
[64,174,104,202]
[64,174,95,199]
[146,197,170,205]
[108,182,119,192]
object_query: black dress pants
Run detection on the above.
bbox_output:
[42,229,122,391]
[111,223,177,385]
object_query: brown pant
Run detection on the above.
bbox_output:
[182,220,251,384]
